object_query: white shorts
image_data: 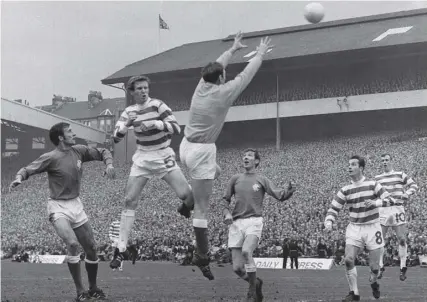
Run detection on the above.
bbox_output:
[47,197,88,229]
[130,147,179,179]
[345,222,384,251]
[228,217,263,248]
[379,206,406,226]
[179,137,217,180]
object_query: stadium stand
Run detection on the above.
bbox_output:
[150,55,427,112]
[2,127,426,265]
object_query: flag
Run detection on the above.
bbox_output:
[159,14,169,30]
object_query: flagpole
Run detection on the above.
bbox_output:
[157,17,160,54]
[158,1,164,54]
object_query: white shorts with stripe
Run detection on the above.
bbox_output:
[379,206,406,226]
[345,222,384,251]
[130,147,180,179]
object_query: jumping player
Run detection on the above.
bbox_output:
[375,154,418,281]
[9,122,115,301]
[324,155,400,302]
[178,31,274,280]
[223,149,295,302]
[111,75,194,270]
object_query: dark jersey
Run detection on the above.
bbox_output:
[16,145,113,200]
[224,171,289,220]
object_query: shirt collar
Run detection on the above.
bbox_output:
[351,176,366,184]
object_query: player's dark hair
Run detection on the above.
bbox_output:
[49,122,70,146]
[350,155,365,170]
[201,62,224,84]
[125,75,150,106]
[381,153,392,160]
[126,75,150,91]
[244,148,260,168]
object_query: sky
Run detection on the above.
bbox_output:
[1,0,426,107]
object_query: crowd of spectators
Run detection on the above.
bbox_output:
[2,128,427,266]
[151,57,427,111]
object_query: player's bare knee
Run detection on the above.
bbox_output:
[178,186,192,201]
[241,249,252,261]
[124,196,138,210]
[344,256,355,269]
[83,242,97,260]
[399,238,406,246]
[233,264,245,276]
[68,241,80,255]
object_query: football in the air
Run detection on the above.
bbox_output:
[304,2,325,24]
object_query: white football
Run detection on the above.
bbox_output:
[304,2,325,24]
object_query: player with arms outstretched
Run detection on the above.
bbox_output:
[178,31,274,280]
[110,75,194,270]
[324,155,400,302]
[375,153,418,281]
[9,122,115,301]
[223,149,295,302]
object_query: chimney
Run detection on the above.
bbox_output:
[88,91,103,109]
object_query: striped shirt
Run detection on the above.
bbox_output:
[113,98,180,152]
[109,220,120,242]
[374,170,418,202]
[184,50,264,144]
[325,177,400,225]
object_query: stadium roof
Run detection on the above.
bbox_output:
[102,8,427,85]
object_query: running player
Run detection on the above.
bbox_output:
[375,153,418,281]
[178,31,274,280]
[223,148,295,302]
[111,75,194,269]
[324,155,401,302]
[9,122,115,301]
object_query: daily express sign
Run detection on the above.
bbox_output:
[254,258,334,270]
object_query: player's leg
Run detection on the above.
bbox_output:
[111,246,120,271]
[231,248,248,279]
[343,244,362,301]
[162,168,194,219]
[118,173,149,252]
[343,223,363,301]
[192,178,213,254]
[377,225,388,279]
[229,220,246,280]
[366,223,385,300]
[179,140,218,280]
[176,164,221,218]
[51,217,87,300]
[191,178,214,279]
[74,221,106,299]
[242,234,263,302]
[394,223,409,280]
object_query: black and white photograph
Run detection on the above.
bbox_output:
[1,1,427,301]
